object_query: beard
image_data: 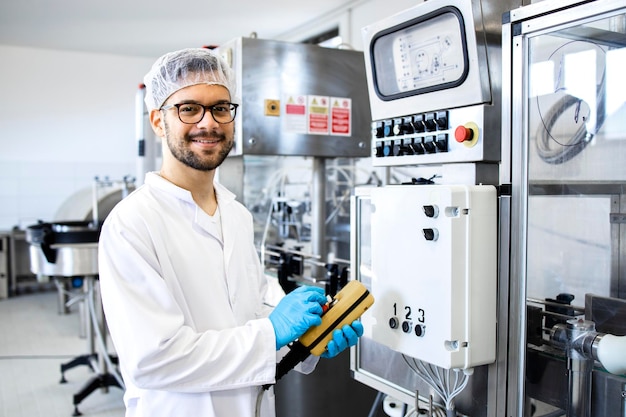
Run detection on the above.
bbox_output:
[163,120,234,171]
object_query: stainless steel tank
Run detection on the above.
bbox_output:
[25,221,99,277]
[25,178,133,278]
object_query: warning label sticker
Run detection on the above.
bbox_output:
[307,95,329,135]
[284,95,307,134]
[330,97,351,136]
[282,94,352,137]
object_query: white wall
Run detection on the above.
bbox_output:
[0,45,154,230]
[275,0,422,49]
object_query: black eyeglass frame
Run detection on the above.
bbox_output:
[160,102,239,124]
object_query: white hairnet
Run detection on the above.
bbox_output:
[143,48,237,110]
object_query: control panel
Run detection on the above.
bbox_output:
[368,184,497,369]
[371,104,498,167]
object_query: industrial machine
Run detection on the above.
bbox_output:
[25,176,132,416]
[216,36,372,279]
[351,0,520,416]
[502,0,626,416]
[351,0,626,416]
[212,37,380,417]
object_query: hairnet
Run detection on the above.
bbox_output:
[143,48,237,110]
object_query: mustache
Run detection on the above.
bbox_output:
[187,131,226,141]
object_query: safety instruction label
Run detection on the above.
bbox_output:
[284,95,307,134]
[330,97,352,136]
[282,94,352,137]
[308,95,329,135]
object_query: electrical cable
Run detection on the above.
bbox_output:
[255,386,264,417]
[535,40,607,164]
[367,391,385,417]
[402,354,471,416]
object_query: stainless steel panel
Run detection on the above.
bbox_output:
[362,0,524,167]
[219,37,371,158]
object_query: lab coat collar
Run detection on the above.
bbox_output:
[144,171,237,208]
[145,171,239,264]
[145,171,195,204]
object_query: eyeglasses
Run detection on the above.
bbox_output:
[160,102,239,124]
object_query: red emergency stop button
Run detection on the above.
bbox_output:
[455,125,473,143]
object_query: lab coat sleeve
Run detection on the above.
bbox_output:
[98,204,277,393]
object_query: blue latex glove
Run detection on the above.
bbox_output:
[269,285,327,350]
[321,320,364,358]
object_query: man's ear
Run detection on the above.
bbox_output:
[149,109,165,138]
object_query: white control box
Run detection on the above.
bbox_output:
[368,184,497,369]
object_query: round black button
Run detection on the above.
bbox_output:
[401,321,411,333]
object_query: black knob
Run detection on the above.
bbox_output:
[375,144,384,157]
[389,317,399,329]
[413,115,425,133]
[435,134,448,152]
[415,325,424,337]
[424,114,437,131]
[401,118,415,135]
[423,228,439,241]
[423,141,436,153]
[409,142,425,155]
[435,111,448,129]
[400,144,414,156]
[402,321,412,333]
[423,205,439,218]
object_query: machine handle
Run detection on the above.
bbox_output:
[596,334,626,375]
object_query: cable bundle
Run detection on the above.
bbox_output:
[402,355,472,417]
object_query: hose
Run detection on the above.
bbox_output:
[535,41,607,165]
[535,92,604,164]
[255,387,265,417]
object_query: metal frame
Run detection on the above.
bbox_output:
[502,0,626,415]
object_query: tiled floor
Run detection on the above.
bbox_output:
[0,288,125,417]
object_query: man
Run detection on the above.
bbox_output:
[98,48,363,417]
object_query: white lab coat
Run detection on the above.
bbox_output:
[98,172,312,417]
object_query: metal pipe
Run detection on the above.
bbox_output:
[568,355,594,417]
[91,178,99,226]
[565,319,596,417]
[136,85,147,187]
[310,157,326,279]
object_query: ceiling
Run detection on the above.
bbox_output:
[0,0,360,58]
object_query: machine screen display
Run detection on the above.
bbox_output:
[370,7,469,100]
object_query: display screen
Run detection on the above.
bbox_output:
[370,7,469,100]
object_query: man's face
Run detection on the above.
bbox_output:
[156,84,235,172]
